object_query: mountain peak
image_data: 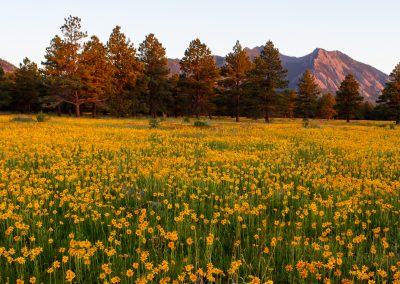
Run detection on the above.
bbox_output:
[0,58,17,73]
[248,47,388,101]
[293,49,388,101]
[166,47,389,102]
[313,47,325,54]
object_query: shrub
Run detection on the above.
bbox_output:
[194,120,208,127]
[149,118,159,128]
[302,118,321,129]
[36,111,48,122]
[183,116,191,123]
[302,118,310,128]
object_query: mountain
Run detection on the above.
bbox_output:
[168,48,389,102]
[0,58,17,73]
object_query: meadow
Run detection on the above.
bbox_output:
[0,116,399,284]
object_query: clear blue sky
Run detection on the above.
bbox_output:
[1,0,399,73]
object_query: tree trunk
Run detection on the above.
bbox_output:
[149,93,155,118]
[264,113,270,123]
[57,105,61,117]
[235,95,240,122]
[346,112,350,123]
[92,103,97,118]
[264,103,270,123]
[195,89,200,119]
[75,104,80,118]
[74,91,81,118]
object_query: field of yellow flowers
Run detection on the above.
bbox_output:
[0,115,399,284]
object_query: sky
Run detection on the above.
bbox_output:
[1,0,399,74]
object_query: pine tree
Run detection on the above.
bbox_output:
[79,36,113,117]
[180,39,219,118]
[166,74,182,117]
[317,93,336,119]
[42,16,88,117]
[377,63,400,124]
[335,74,363,122]
[250,41,288,122]
[296,69,320,118]
[12,58,43,112]
[0,67,11,109]
[138,33,170,117]
[283,89,297,118]
[107,26,143,116]
[221,41,252,122]
[356,101,374,120]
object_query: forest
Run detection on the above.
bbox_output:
[0,16,399,124]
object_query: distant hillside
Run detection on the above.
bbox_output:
[0,58,17,73]
[168,47,389,102]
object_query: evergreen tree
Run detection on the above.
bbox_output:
[107,26,143,116]
[377,63,400,124]
[335,74,363,122]
[42,16,88,117]
[296,69,320,118]
[250,41,288,122]
[317,93,336,119]
[221,40,253,122]
[180,39,219,118]
[0,67,11,109]
[283,89,297,118]
[355,101,374,120]
[138,33,170,117]
[79,36,113,117]
[12,58,43,112]
[166,74,182,117]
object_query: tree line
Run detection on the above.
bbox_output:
[1,16,400,123]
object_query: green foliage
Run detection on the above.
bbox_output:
[180,39,219,118]
[106,26,144,116]
[302,118,321,129]
[281,89,297,118]
[79,36,113,117]
[36,111,48,122]
[317,93,337,119]
[377,63,400,124]
[0,67,12,109]
[183,116,191,123]
[148,117,159,128]
[249,41,288,122]
[12,58,43,112]
[139,33,170,117]
[221,41,253,122]
[335,74,364,122]
[42,16,88,117]
[193,120,208,127]
[296,69,320,118]
[302,117,310,128]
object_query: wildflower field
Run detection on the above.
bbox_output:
[0,116,399,284]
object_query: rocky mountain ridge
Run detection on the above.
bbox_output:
[168,47,389,102]
[0,59,17,73]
